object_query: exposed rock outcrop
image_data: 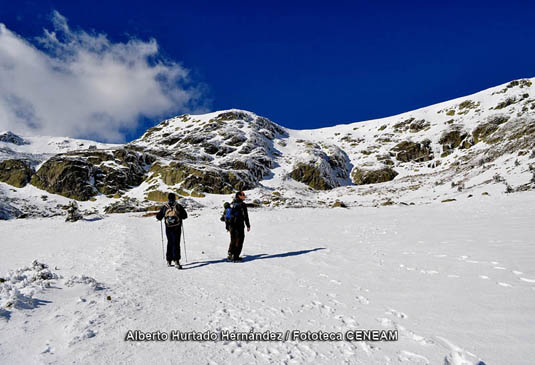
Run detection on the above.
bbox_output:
[289,142,352,190]
[31,157,96,200]
[439,129,473,157]
[391,140,434,162]
[472,115,509,144]
[351,167,398,185]
[0,159,34,187]
[31,148,152,200]
[0,131,28,145]
[146,161,256,195]
[131,110,287,195]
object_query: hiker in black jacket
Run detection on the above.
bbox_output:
[227,191,251,262]
[156,193,188,268]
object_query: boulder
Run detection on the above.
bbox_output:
[409,119,430,132]
[351,167,398,185]
[439,129,472,157]
[147,162,256,194]
[182,133,215,145]
[391,140,434,162]
[146,190,170,202]
[203,142,219,155]
[31,148,151,200]
[290,162,332,190]
[31,157,96,200]
[0,159,34,187]
[289,142,351,190]
[93,150,149,195]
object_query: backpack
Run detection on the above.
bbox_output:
[164,203,182,227]
[228,201,242,225]
[220,202,231,223]
[224,206,232,221]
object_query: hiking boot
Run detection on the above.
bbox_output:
[227,253,234,261]
[233,256,242,262]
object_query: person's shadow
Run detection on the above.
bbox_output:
[182,248,325,270]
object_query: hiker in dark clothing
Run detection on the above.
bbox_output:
[227,191,251,262]
[156,193,188,268]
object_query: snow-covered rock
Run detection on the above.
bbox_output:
[130,110,287,196]
[0,131,28,145]
[0,201,22,220]
[0,260,60,318]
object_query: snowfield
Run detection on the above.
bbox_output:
[1,192,534,364]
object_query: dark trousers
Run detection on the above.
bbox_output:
[228,226,245,258]
[165,226,182,261]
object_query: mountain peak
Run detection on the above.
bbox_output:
[0,131,28,146]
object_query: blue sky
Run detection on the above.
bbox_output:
[0,1,534,142]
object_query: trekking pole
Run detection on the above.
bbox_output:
[160,220,165,263]
[182,221,188,263]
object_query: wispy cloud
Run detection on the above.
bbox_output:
[0,11,207,142]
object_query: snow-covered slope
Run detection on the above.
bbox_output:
[271,78,535,203]
[1,192,534,364]
[124,77,535,209]
[0,131,118,168]
[1,78,534,219]
[0,133,118,155]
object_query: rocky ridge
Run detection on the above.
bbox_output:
[0,78,534,218]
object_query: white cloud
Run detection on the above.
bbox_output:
[0,11,206,142]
